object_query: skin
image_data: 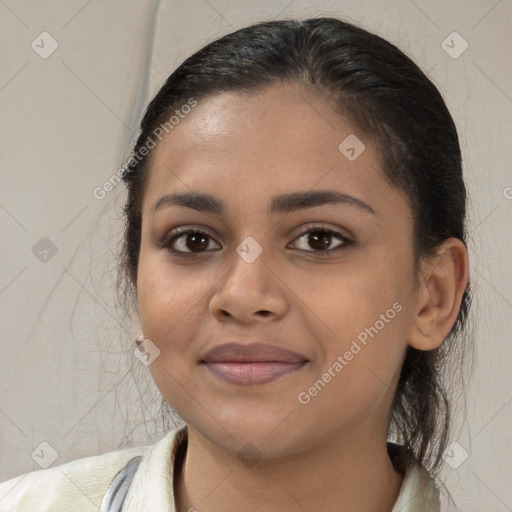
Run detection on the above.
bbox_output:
[135,82,469,512]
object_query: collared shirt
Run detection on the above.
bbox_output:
[0,425,440,511]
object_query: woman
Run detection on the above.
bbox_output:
[0,16,470,512]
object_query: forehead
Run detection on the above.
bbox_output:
[142,83,406,220]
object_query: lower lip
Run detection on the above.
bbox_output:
[202,361,307,385]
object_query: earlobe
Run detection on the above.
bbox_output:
[408,238,469,351]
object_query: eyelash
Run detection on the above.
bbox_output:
[160,225,353,257]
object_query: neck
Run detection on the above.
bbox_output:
[173,423,403,512]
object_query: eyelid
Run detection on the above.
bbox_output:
[287,224,353,255]
[288,222,354,243]
[160,222,354,257]
[160,225,221,254]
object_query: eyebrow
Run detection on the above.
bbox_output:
[152,190,376,216]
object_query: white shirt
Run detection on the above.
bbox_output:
[0,425,440,511]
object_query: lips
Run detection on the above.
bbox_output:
[199,342,308,385]
[200,342,307,363]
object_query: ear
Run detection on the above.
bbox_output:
[408,238,469,351]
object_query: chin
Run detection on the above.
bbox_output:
[181,402,316,459]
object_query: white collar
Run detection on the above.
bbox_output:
[123,425,439,511]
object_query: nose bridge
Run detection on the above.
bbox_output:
[209,235,288,321]
[226,235,270,294]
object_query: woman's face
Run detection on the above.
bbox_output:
[136,83,418,457]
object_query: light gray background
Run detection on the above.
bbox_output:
[0,1,511,510]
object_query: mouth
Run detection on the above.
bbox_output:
[199,342,309,385]
[201,361,308,385]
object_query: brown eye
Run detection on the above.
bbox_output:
[290,227,352,254]
[163,229,221,254]
[307,231,333,251]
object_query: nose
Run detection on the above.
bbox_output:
[209,244,289,324]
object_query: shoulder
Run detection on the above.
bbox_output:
[0,442,150,512]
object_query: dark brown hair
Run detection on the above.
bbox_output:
[116,17,472,476]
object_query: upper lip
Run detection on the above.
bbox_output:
[200,342,308,363]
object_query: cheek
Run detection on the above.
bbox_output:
[295,273,409,426]
[136,254,207,348]
[303,252,411,383]
[300,254,405,333]
[136,256,208,408]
